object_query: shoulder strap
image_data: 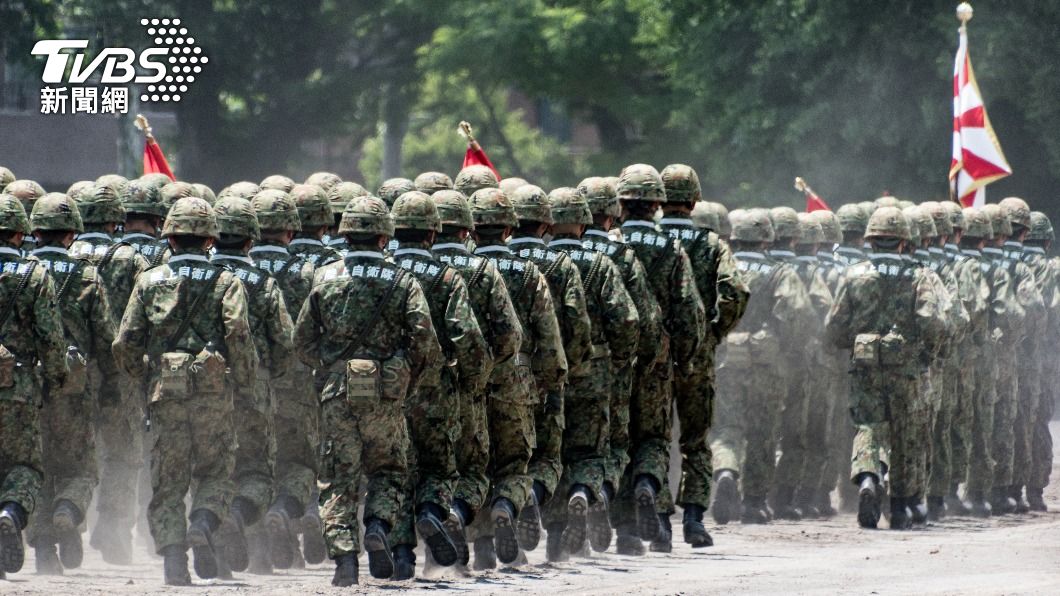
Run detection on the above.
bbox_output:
[150,247,167,268]
[97,241,128,274]
[468,256,489,287]
[543,250,567,279]
[273,254,301,279]
[427,263,451,296]
[0,261,38,338]
[511,260,537,305]
[165,268,223,352]
[338,268,406,361]
[54,261,83,304]
[582,251,605,295]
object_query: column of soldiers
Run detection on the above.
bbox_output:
[0,159,1057,587]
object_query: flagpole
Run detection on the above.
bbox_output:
[957,2,973,34]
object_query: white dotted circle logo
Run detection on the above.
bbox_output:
[137,18,205,103]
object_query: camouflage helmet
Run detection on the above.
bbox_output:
[378,178,416,208]
[75,182,126,224]
[260,175,296,193]
[836,203,869,234]
[578,177,620,218]
[961,207,993,239]
[706,202,731,236]
[942,201,964,230]
[548,187,591,225]
[874,196,900,210]
[1027,211,1054,242]
[122,179,167,218]
[414,171,454,195]
[251,189,302,232]
[160,181,199,212]
[691,202,720,231]
[454,165,500,196]
[730,209,774,243]
[0,167,14,189]
[432,190,474,230]
[510,184,553,225]
[0,194,29,233]
[162,197,220,239]
[498,177,529,196]
[67,180,95,200]
[898,200,916,210]
[469,188,517,228]
[218,181,261,201]
[922,201,953,237]
[304,172,342,192]
[213,195,260,241]
[392,191,442,232]
[327,181,369,215]
[616,164,666,204]
[138,173,173,189]
[769,206,800,239]
[660,164,702,203]
[290,184,333,228]
[982,204,1012,238]
[796,212,824,244]
[810,210,842,244]
[864,206,910,240]
[338,195,394,236]
[95,174,130,195]
[904,211,921,246]
[192,183,216,205]
[4,179,46,211]
[30,193,84,233]
[999,196,1032,229]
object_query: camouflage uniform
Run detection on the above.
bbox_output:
[0,195,67,579]
[120,178,170,266]
[290,184,343,267]
[3,180,46,254]
[324,182,368,254]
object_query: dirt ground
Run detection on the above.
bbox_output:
[5,423,1060,595]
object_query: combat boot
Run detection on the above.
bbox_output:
[264,496,296,569]
[52,499,84,569]
[945,483,972,516]
[1011,485,1030,514]
[363,518,395,579]
[187,509,220,579]
[856,474,881,529]
[301,501,327,565]
[908,497,928,526]
[331,553,358,587]
[246,522,273,575]
[968,491,992,518]
[416,503,458,567]
[0,502,27,573]
[614,525,644,556]
[926,495,946,521]
[649,513,672,553]
[34,542,63,575]
[740,495,770,525]
[587,484,612,552]
[711,469,740,525]
[545,523,568,562]
[815,489,838,519]
[161,545,192,586]
[1027,487,1047,512]
[682,505,713,548]
[989,486,1015,515]
[562,486,589,555]
[889,497,911,530]
[491,497,520,565]
[90,513,133,565]
[517,481,544,551]
[391,544,415,580]
[472,537,497,570]
[217,497,252,572]
[772,486,802,521]
[443,500,471,566]
[633,476,661,540]
[795,490,820,520]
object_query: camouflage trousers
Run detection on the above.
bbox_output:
[613,359,672,525]
[819,365,856,507]
[671,345,716,510]
[947,353,977,493]
[1030,372,1056,491]
[453,391,490,513]
[148,394,235,552]
[527,387,565,504]
[94,374,143,525]
[28,387,99,546]
[911,366,937,498]
[605,360,634,493]
[392,372,459,548]
[796,356,842,506]
[990,351,1019,489]
[271,367,320,512]
[0,398,43,516]
[928,358,961,496]
[966,353,999,495]
[231,375,276,521]
[1012,355,1042,489]
[848,371,921,498]
[318,396,409,558]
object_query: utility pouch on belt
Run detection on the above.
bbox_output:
[345,358,381,407]
[724,331,751,367]
[60,346,88,396]
[154,352,193,402]
[878,331,907,367]
[190,345,227,395]
[852,333,881,366]
[0,344,14,389]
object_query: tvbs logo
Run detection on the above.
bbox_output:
[32,18,207,105]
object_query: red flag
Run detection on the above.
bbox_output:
[144,138,175,181]
[463,142,500,181]
[794,177,830,212]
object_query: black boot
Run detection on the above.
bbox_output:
[301,500,327,565]
[545,523,568,562]
[472,537,496,570]
[682,505,713,548]
[391,544,415,580]
[217,497,252,572]
[968,491,992,518]
[52,499,84,569]
[587,483,613,552]
[187,509,220,579]
[364,518,395,579]
[331,553,358,587]
[264,496,296,569]
[649,513,672,553]
[889,497,911,530]
[444,500,470,566]
[0,502,27,573]
[741,495,770,525]
[614,525,644,556]
[416,503,458,567]
[927,495,946,521]
[856,474,881,529]
[1011,485,1030,514]
[34,542,63,575]
[945,483,972,516]
[796,489,820,520]
[633,476,661,540]
[491,497,520,565]
[908,496,928,526]
[562,486,589,555]
[161,545,192,586]
[815,489,838,519]
[1027,487,1047,512]
[989,486,1015,515]
[517,482,544,551]
[711,469,740,525]
[773,486,802,521]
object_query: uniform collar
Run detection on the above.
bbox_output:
[122,232,156,242]
[327,238,347,247]
[795,255,818,263]
[944,243,960,253]
[432,242,468,253]
[914,249,931,259]
[770,249,796,258]
[345,251,385,260]
[475,245,511,255]
[169,254,210,265]
[659,217,693,226]
[393,247,433,258]
[961,248,982,257]
[549,239,583,248]
[1023,246,1046,255]
[0,247,21,258]
[509,236,546,246]
[929,247,946,255]
[211,254,255,266]
[622,220,656,229]
[734,251,766,260]
[584,229,610,239]
[836,246,864,255]
[869,252,903,262]
[816,250,835,261]
[76,232,112,241]
[30,246,69,257]
[249,244,289,255]
[982,247,1003,256]
[1004,241,1023,249]
[290,238,323,247]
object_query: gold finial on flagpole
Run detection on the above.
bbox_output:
[956,3,973,31]
[134,114,156,143]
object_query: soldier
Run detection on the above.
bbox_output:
[430,189,523,566]
[289,183,343,267]
[26,194,119,574]
[378,179,417,253]
[0,194,67,581]
[578,176,666,552]
[825,207,946,530]
[209,196,294,576]
[545,187,639,559]
[69,184,151,565]
[468,187,565,567]
[3,180,47,254]
[835,203,869,267]
[121,178,169,266]
[414,171,454,195]
[260,175,296,193]
[112,197,257,585]
[249,190,326,570]
[389,191,491,578]
[616,164,705,548]
[325,182,369,254]
[293,195,442,586]
[508,184,591,554]
[657,165,747,547]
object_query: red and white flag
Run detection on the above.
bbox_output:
[458,121,501,180]
[135,114,176,181]
[794,177,830,212]
[949,16,1010,208]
